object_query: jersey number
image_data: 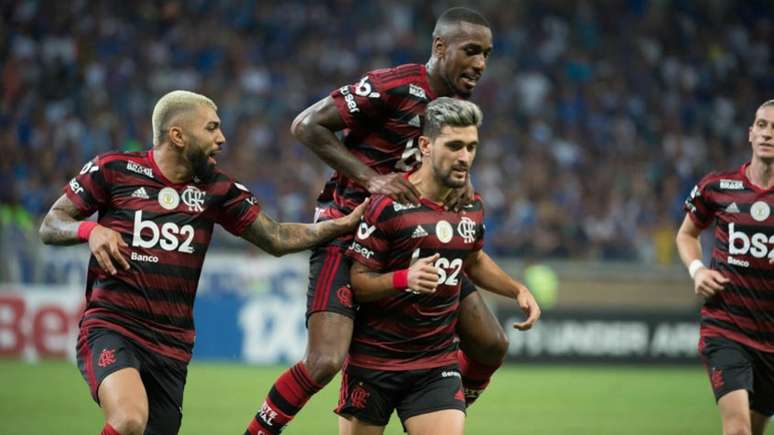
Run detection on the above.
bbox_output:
[395,138,421,172]
[410,249,463,286]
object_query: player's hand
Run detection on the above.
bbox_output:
[340,198,370,229]
[693,267,729,298]
[407,253,440,294]
[366,173,421,205]
[88,225,130,275]
[512,288,541,331]
[444,178,475,212]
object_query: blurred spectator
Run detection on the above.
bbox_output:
[1,0,772,263]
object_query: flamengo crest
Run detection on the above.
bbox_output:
[457,217,477,244]
[182,185,205,212]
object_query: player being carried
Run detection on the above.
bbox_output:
[676,99,774,435]
[338,97,539,435]
[245,8,530,434]
[39,90,366,435]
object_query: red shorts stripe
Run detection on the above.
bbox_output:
[319,251,342,313]
[312,248,337,312]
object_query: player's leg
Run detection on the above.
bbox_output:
[718,390,753,435]
[749,348,774,435]
[455,277,508,405]
[245,245,355,435]
[700,336,755,435]
[750,411,770,435]
[98,369,149,435]
[403,410,465,435]
[77,327,148,435]
[140,353,187,435]
[339,416,386,435]
[336,364,395,435]
[397,365,467,435]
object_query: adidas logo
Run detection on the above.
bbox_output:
[411,225,428,238]
[131,187,150,199]
[725,202,740,213]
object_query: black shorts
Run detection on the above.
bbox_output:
[76,326,188,435]
[306,242,478,320]
[335,363,466,427]
[699,335,774,416]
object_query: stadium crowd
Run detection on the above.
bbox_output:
[2,0,773,263]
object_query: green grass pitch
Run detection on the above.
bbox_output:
[1,359,767,434]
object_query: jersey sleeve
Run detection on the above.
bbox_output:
[63,156,111,217]
[683,174,717,229]
[346,196,393,270]
[329,72,387,132]
[215,180,262,236]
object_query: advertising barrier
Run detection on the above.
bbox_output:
[500,308,701,363]
[2,247,704,364]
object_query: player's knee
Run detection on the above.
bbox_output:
[109,411,148,435]
[304,351,345,384]
[490,327,509,362]
[475,328,509,366]
[723,418,752,435]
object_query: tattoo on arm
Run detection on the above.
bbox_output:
[39,195,86,245]
[240,212,346,256]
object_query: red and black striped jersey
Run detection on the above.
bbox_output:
[64,150,261,362]
[322,63,435,216]
[346,193,485,370]
[684,163,774,352]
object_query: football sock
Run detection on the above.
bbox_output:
[100,423,121,435]
[458,350,501,406]
[245,362,323,435]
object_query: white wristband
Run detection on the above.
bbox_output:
[688,260,705,279]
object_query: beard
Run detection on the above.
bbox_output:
[185,143,216,182]
[438,166,468,188]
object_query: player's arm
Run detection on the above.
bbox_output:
[349,253,440,302]
[291,96,420,204]
[675,214,729,297]
[240,199,368,256]
[463,250,541,330]
[39,194,129,275]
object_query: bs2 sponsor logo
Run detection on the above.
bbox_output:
[132,211,195,253]
[728,223,774,260]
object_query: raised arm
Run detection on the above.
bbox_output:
[239,200,367,257]
[291,96,419,204]
[350,253,440,303]
[464,250,541,330]
[675,214,729,297]
[39,194,129,275]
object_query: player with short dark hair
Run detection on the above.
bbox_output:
[39,90,366,435]
[337,97,540,435]
[243,8,520,435]
[676,99,774,435]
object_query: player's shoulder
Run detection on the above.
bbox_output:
[80,151,148,176]
[204,168,251,195]
[697,166,745,191]
[368,63,427,93]
[462,193,485,212]
[365,194,395,219]
[91,150,146,165]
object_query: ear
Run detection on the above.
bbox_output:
[432,37,446,59]
[418,135,432,157]
[169,126,185,149]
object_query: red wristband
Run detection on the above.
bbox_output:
[77,221,98,241]
[392,269,409,290]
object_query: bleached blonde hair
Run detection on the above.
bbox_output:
[152,90,217,145]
